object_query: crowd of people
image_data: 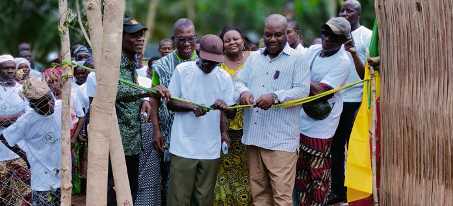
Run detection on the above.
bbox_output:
[0,0,376,205]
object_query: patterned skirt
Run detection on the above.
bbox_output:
[212,129,252,206]
[295,134,333,206]
[135,115,161,206]
[0,158,32,205]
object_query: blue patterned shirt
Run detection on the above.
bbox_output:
[233,43,310,152]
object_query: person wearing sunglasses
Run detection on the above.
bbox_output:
[295,17,352,206]
[149,18,199,202]
[328,1,373,204]
[165,34,235,205]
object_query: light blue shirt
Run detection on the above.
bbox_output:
[234,43,310,152]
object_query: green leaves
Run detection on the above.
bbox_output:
[58,8,73,39]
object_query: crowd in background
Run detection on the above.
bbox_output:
[0,0,378,206]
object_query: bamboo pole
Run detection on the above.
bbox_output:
[76,0,92,47]
[84,0,109,205]
[58,0,72,205]
[369,64,379,206]
[143,0,158,52]
[109,110,133,205]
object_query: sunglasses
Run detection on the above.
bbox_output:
[321,31,342,42]
[200,59,221,68]
[174,35,197,44]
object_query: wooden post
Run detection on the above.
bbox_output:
[58,0,72,205]
[76,0,92,47]
[84,0,108,205]
[109,110,133,205]
[369,65,379,206]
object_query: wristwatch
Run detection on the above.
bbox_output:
[271,93,279,105]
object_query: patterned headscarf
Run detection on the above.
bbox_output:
[73,46,90,56]
[23,77,49,101]
[83,54,94,67]
[14,57,31,70]
[43,67,62,81]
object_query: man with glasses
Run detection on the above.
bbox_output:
[165,34,234,205]
[295,17,351,206]
[149,18,199,200]
[234,14,310,206]
[328,1,373,204]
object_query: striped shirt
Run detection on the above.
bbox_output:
[233,43,310,152]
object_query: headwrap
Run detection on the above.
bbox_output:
[83,54,94,67]
[73,46,90,56]
[43,67,63,81]
[14,57,31,70]
[0,55,14,64]
[23,77,49,101]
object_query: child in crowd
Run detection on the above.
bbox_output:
[0,78,62,205]
[43,67,85,194]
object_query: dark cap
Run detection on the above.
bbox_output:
[322,17,351,38]
[123,17,147,33]
[198,34,224,63]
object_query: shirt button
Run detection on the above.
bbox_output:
[262,85,265,87]
[256,110,258,113]
[269,61,272,63]
[266,72,268,74]
[254,122,257,124]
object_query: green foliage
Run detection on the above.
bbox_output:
[127,0,375,46]
[0,0,376,64]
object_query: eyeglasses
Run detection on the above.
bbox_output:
[321,31,341,42]
[200,59,220,68]
[174,35,197,44]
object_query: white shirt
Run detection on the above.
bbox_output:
[3,100,62,191]
[137,76,152,101]
[295,44,308,55]
[233,44,311,152]
[76,83,89,112]
[342,26,372,102]
[136,65,148,78]
[300,45,351,139]
[86,72,96,98]
[0,84,28,161]
[168,61,235,160]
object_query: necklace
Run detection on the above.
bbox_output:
[227,52,244,65]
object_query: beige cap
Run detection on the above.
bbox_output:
[323,17,351,38]
[23,78,49,101]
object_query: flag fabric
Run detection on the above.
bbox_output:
[345,19,380,203]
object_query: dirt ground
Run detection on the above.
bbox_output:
[72,194,86,206]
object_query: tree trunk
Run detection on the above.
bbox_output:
[77,0,92,47]
[84,0,109,205]
[109,110,133,205]
[143,0,159,52]
[58,0,72,205]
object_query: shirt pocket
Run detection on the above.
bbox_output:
[270,70,292,91]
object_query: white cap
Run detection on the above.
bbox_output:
[0,55,14,64]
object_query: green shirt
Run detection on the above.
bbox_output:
[116,52,148,155]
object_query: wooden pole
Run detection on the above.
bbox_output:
[143,0,159,52]
[84,0,109,205]
[101,1,130,204]
[76,0,92,47]
[109,110,133,205]
[58,0,72,205]
[370,64,379,206]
